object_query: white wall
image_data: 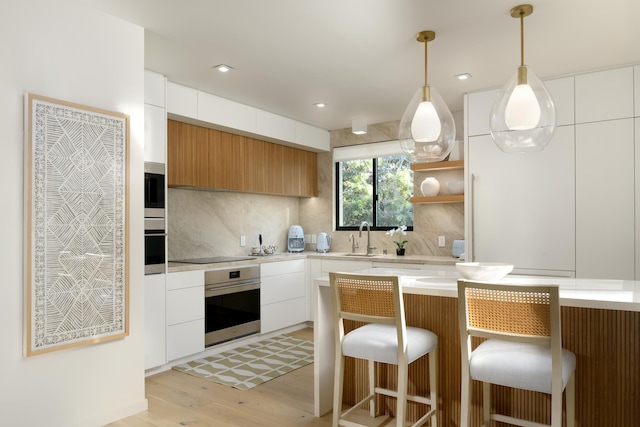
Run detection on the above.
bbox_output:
[0,1,147,425]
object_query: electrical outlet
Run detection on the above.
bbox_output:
[240,236,246,247]
[438,236,446,247]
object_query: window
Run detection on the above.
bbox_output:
[334,142,413,231]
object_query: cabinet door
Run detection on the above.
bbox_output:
[261,271,306,305]
[167,319,204,361]
[577,119,635,279]
[144,274,166,370]
[299,150,318,197]
[167,120,208,187]
[466,89,498,137]
[167,286,204,325]
[282,146,301,196]
[265,142,284,194]
[208,129,244,190]
[467,126,575,272]
[166,82,197,119]
[261,298,306,334]
[575,67,634,123]
[144,70,165,107]
[243,137,267,193]
[144,104,166,164]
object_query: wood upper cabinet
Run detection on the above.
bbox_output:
[209,129,243,190]
[168,120,317,197]
[167,119,208,187]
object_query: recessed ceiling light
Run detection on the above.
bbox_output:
[213,64,233,73]
[455,73,472,80]
[313,102,326,108]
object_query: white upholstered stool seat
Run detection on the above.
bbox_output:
[458,279,576,427]
[470,340,576,394]
[342,323,438,365]
[330,272,438,427]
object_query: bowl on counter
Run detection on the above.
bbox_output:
[446,180,464,195]
[455,262,513,281]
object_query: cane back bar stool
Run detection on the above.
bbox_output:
[329,272,438,427]
[457,279,576,427]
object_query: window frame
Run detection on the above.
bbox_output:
[334,157,414,232]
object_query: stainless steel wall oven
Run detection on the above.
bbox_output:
[204,265,261,346]
[144,218,166,275]
[144,161,165,217]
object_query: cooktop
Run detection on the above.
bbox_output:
[172,256,257,264]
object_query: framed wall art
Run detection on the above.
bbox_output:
[24,93,130,356]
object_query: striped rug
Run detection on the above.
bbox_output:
[172,335,314,390]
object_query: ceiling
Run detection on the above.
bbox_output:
[82,0,639,132]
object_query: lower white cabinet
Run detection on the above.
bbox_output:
[144,273,166,370]
[166,270,204,361]
[260,259,306,334]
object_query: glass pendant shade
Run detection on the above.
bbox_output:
[400,84,455,163]
[490,65,556,153]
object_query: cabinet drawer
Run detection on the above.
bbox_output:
[166,319,204,361]
[261,259,305,277]
[166,270,204,291]
[261,271,305,305]
[167,286,203,325]
[261,297,306,334]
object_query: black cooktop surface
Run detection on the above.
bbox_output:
[172,256,257,264]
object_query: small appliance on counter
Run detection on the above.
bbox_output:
[288,225,305,252]
[453,239,465,258]
[316,232,331,253]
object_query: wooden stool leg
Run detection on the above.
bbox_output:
[460,369,471,427]
[368,360,375,418]
[482,382,490,427]
[396,361,408,427]
[565,374,575,427]
[333,352,344,427]
[429,348,438,427]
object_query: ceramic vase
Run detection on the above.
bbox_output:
[420,177,440,197]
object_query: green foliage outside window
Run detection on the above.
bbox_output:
[337,155,413,229]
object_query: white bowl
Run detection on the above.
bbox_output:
[456,262,513,281]
[446,180,464,195]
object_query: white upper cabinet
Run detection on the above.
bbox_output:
[544,76,575,126]
[166,81,198,119]
[576,119,635,279]
[144,70,165,107]
[165,81,329,151]
[575,67,634,123]
[466,76,574,137]
[197,91,257,133]
[466,89,497,137]
[256,110,296,142]
[144,104,166,164]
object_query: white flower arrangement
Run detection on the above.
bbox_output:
[386,225,408,249]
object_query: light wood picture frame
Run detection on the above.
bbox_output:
[24,93,130,356]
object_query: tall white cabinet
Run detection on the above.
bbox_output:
[465,65,639,279]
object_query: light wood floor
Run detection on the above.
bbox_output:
[108,329,334,427]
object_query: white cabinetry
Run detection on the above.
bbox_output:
[575,67,634,123]
[260,259,306,334]
[144,70,166,164]
[165,81,329,151]
[144,273,166,369]
[636,118,640,279]
[576,119,635,279]
[466,126,575,274]
[166,270,204,361]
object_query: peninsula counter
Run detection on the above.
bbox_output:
[313,268,640,426]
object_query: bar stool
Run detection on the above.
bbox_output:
[457,279,576,427]
[329,272,438,427]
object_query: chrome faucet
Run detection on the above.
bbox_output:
[349,234,358,253]
[359,221,376,255]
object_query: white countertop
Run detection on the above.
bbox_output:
[313,268,640,312]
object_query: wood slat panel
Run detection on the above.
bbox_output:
[341,295,640,427]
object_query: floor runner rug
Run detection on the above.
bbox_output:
[172,335,314,390]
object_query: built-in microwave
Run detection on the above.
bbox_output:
[144,162,165,218]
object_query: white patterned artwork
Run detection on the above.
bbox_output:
[24,94,129,356]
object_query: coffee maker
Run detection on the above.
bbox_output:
[287,225,305,252]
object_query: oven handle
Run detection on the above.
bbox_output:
[205,281,260,297]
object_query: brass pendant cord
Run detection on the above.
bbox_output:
[519,10,525,67]
[424,38,429,86]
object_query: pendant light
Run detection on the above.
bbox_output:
[399,31,455,163]
[490,4,556,153]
